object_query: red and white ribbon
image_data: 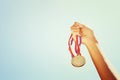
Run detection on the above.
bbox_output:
[68,34,82,58]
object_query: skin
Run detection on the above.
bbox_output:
[71,22,120,80]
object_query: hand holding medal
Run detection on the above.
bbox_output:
[68,22,120,80]
[68,22,86,67]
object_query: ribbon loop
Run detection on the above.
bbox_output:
[68,34,82,58]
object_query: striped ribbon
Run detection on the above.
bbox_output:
[68,34,82,58]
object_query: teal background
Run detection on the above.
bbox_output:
[0,0,120,80]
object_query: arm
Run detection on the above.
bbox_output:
[85,40,119,80]
[71,22,120,80]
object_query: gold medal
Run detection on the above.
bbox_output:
[71,55,86,67]
[68,34,86,67]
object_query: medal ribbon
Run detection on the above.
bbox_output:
[68,34,82,58]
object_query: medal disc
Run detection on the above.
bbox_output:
[71,55,86,67]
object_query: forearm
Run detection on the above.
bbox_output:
[85,41,118,80]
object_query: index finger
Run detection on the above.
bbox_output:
[74,22,85,28]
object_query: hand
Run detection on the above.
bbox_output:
[71,22,98,45]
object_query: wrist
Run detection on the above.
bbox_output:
[83,37,98,47]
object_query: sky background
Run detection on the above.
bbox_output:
[0,0,120,80]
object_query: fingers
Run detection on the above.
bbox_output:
[74,22,85,28]
[71,22,82,34]
[71,22,85,33]
[73,22,92,32]
[71,22,80,30]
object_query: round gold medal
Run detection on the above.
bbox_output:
[71,55,86,67]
